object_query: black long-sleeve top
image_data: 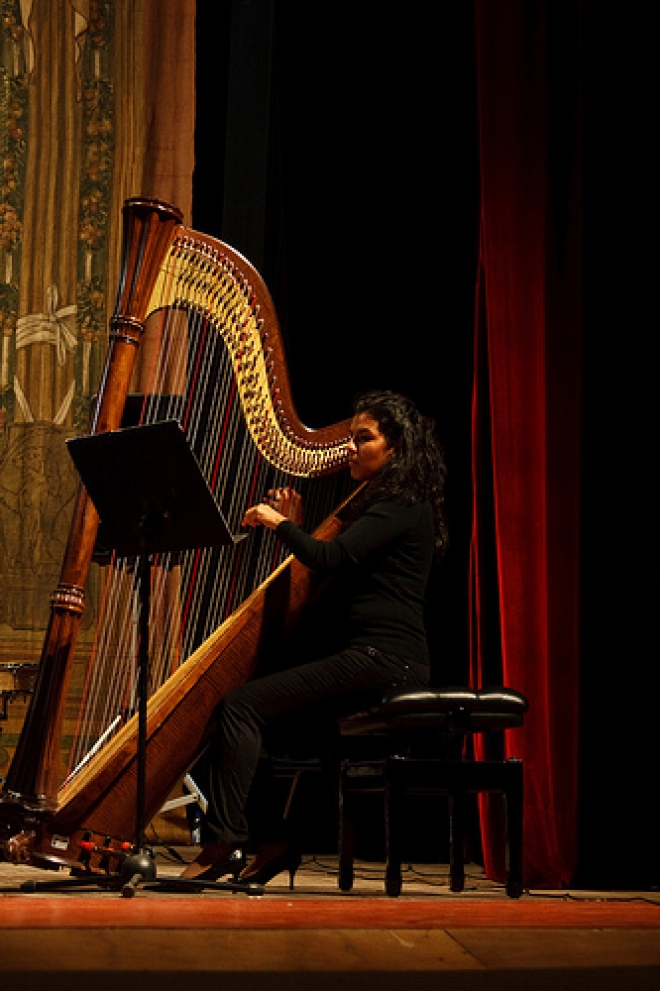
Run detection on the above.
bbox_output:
[277,496,435,667]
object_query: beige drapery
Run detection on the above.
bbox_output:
[0,0,196,771]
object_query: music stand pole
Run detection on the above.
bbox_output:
[136,547,150,851]
[118,539,158,895]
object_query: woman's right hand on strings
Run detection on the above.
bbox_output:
[265,487,303,524]
[241,486,303,530]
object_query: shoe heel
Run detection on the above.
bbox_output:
[239,844,301,887]
[287,852,301,890]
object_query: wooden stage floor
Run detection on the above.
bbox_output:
[1,848,659,991]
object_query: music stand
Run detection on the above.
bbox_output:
[20,421,260,898]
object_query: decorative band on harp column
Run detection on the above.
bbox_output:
[108,314,147,348]
[49,584,86,616]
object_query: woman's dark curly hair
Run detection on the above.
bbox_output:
[348,390,448,558]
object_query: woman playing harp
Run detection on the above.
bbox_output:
[180,389,448,887]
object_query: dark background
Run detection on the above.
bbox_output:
[191,1,657,888]
[192,1,479,688]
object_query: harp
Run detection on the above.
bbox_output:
[0,198,352,871]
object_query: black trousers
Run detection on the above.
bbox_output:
[203,645,428,846]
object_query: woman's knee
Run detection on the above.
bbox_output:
[218,688,264,735]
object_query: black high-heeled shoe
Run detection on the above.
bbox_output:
[239,841,301,889]
[180,842,246,882]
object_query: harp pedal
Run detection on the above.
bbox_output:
[97,836,117,873]
[74,832,95,871]
[71,832,131,875]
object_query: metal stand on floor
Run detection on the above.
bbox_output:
[18,420,261,898]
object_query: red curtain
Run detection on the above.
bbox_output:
[470,1,583,888]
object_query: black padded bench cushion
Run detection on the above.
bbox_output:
[339,686,529,735]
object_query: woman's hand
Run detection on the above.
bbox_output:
[242,502,284,530]
[241,487,303,530]
[265,486,303,524]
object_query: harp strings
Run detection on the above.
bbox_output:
[65,235,348,784]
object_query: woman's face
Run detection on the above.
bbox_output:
[346,413,395,482]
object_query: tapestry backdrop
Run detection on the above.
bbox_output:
[0,0,195,774]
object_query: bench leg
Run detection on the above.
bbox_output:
[448,793,466,892]
[337,763,355,892]
[505,759,524,898]
[384,770,403,897]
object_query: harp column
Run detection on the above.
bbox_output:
[0,200,183,831]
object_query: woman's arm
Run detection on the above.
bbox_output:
[277,499,418,572]
[243,491,418,573]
